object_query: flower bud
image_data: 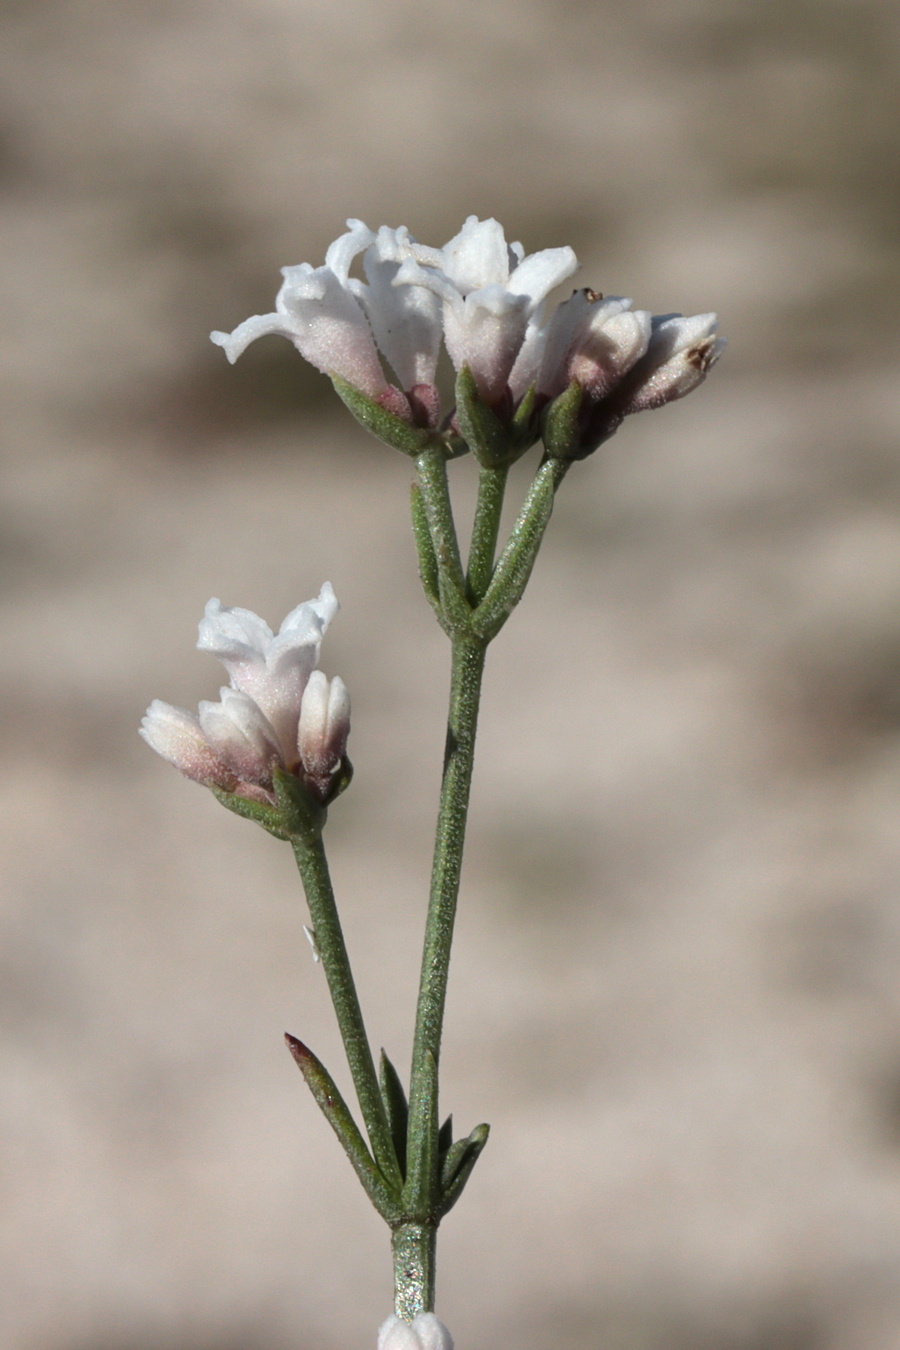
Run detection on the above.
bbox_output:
[538,289,651,403]
[297,670,351,798]
[618,311,724,413]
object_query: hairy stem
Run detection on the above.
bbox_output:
[292,835,402,1192]
[400,637,488,1311]
[466,462,509,604]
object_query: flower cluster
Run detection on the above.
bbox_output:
[211,216,723,458]
[141,585,350,810]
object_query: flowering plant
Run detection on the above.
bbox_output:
[146,216,722,1346]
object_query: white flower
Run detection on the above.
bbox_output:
[141,584,350,805]
[393,215,579,404]
[537,288,652,401]
[211,222,389,398]
[378,1314,454,1350]
[211,220,444,410]
[347,224,443,392]
[196,585,338,758]
[211,216,723,452]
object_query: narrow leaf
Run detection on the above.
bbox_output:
[285,1034,402,1223]
[379,1049,409,1178]
[438,1122,490,1218]
[510,382,539,449]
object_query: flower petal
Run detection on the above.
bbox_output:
[198,687,281,782]
[198,599,274,663]
[324,218,375,284]
[275,264,388,397]
[506,244,578,307]
[439,215,510,292]
[140,700,233,787]
[210,314,296,364]
[410,1315,454,1350]
[359,226,443,389]
[443,289,530,402]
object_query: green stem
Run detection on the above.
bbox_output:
[466,463,509,604]
[401,637,488,1310]
[291,835,403,1192]
[472,456,570,641]
[414,448,473,637]
[392,1222,437,1321]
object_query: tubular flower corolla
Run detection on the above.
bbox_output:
[140,584,350,806]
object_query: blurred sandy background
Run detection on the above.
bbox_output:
[3,1,900,1348]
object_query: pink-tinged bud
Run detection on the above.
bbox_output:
[376,386,416,422]
[378,1314,454,1350]
[619,312,724,413]
[543,300,725,458]
[297,671,351,793]
[139,701,235,789]
[538,289,652,402]
[405,383,442,429]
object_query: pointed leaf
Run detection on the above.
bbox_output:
[510,382,539,449]
[285,1034,402,1223]
[437,1122,490,1218]
[379,1049,409,1179]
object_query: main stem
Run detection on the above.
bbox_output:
[399,637,488,1315]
